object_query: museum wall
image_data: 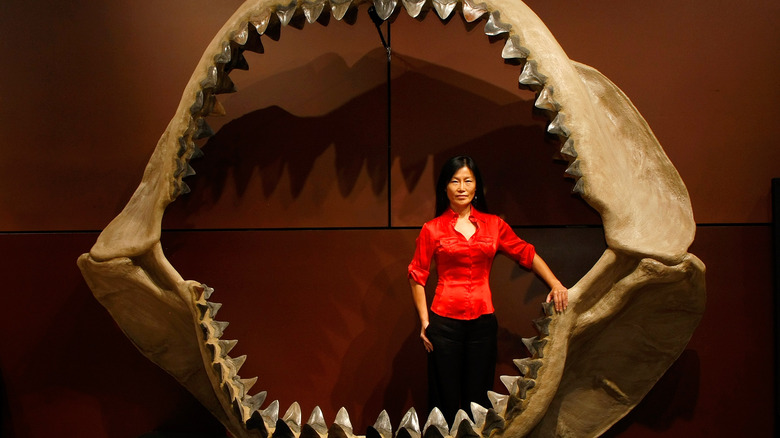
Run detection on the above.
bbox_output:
[0,1,777,437]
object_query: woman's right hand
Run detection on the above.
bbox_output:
[420,321,433,352]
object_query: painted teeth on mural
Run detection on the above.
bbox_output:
[79,1,706,437]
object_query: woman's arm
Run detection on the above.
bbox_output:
[531,254,569,312]
[410,279,433,352]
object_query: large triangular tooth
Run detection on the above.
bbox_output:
[250,9,273,35]
[560,138,578,160]
[207,301,223,318]
[201,66,219,90]
[201,284,215,300]
[247,410,271,434]
[486,391,508,415]
[191,144,204,160]
[374,0,398,20]
[484,10,511,36]
[262,400,281,425]
[422,407,448,438]
[282,401,302,432]
[334,407,354,433]
[215,73,237,94]
[230,354,248,374]
[211,320,229,338]
[481,409,505,438]
[275,417,296,438]
[397,407,421,438]
[514,378,535,400]
[532,316,552,337]
[231,23,250,45]
[244,390,267,413]
[225,51,250,73]
[500,375,521,394]
[303,0,326,23]
[572,177,585,195]
[330,0,353,21]
[513,358,543,380]
[239,376,258,396]
[449,410,473,436]
[534,86,559,112]
[462,0,488,22]
[369,410,392,438]
[502,35,529,60]
[518,60,547,90]
[401,0,425,18]
[209,96,227,116]
[193,117,215,140]
[548,113,571,137]
[565,160,582,179]
[432,0,457,20]
[522,337,548,358]
[469,403,487,433]
[214,40,233,65]
[307,406,328,435]
[219,339,238,356]
[276,0,298,26]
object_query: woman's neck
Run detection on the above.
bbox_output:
[450,203,471,218]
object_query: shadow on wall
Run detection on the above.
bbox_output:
[162,51,599,229]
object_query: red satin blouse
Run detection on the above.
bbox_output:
[408,207,536,320]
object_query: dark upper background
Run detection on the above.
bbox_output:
[0,1,776,437]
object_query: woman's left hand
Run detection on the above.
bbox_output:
[546,283,569,312]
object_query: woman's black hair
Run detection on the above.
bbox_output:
[434,155,489,217]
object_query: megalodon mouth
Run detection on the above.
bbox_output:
[77,1,706,437]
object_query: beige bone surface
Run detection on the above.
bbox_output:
[78,1,706,437]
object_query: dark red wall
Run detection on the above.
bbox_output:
[0,1,776,437]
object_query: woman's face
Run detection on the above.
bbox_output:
[446,166,476,211]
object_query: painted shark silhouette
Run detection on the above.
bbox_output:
[77,1,705,437]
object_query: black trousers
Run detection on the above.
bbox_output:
[426,312,498,424]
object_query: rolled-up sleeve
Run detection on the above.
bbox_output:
[496,218,536,268]
[408,224,434,286]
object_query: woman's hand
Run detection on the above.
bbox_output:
[546,283,569,312]
[420,320,433,352]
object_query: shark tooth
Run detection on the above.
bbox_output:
[481,409,505,437]
[225,51,250,73]
[219,339,238,356]
[484,11,511,36]
[275,417,296,438]
[572,177,585,195]
[250,9,273,35]
[502,35,529,60]
[369,410,392,438]
[239,376,258,395]
[374,0,398,20]
[486,391,508,415]
[462,0,488,22]
[190,90,205,114]
[306,406,328,435]
[262,400,281,424]
[513,358,543,380]
[398,407,421,438]
[276,0,298,26]
[522,336,548,358]
[470,403,487,431]
[500,375,521,394]
[330,0,352,21]
[303,0,326,23]
[281,401,302,433]
[244,390,267,413]
[193,118,214,140]
[432,0,458,20]
[514,378,535,399]
[565,160,582,179]
[449,410,473,436]
[200,66,219,90]
[422,407,448,438]
[230,354,247,373]
[215,73,237,94]
[548,113,571,137]
[190,144,204,160]
[560,138,578,160]
[334,407,354,434]
[210,320,229,338]
[534,86,559,112]
[518,60,547,89]
[400,0,425,18]
[532,316,552,336]
[231,23,250,45]
[201,284,215,300]
[213,41,232,64]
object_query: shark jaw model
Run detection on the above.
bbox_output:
[77,1,706,437]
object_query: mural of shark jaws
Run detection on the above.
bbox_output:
[77,1,706,437]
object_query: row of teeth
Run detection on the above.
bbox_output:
[196,283,555,437]
[170,0,583,201]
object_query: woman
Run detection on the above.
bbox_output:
[407,156,568,423]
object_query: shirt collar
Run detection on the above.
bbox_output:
[444,205,486,224]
